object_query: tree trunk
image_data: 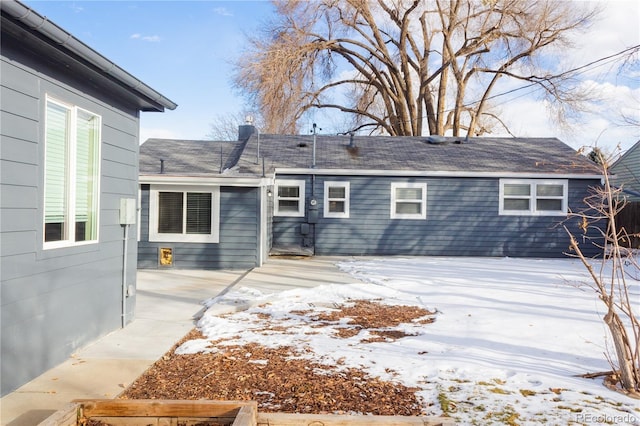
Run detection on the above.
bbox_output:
[605,309,639,392]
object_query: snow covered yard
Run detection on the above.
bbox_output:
[179,257,640,425]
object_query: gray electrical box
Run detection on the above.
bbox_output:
[308,199,319,224]
[300,223,310,235]
[119,198,137,225]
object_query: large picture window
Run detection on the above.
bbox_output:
[390,182,427,219]
[274,180,305,217]
[499,179,568,216]
[44,97,101,248]
[324,181,350,218]
[149,186,220,242]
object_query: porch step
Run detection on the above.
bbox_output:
[269,245,314,257]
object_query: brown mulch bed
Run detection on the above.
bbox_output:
[120,300,436,415]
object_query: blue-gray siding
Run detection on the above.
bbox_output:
[1,46,138,395]
[272,175,603,258]
[138,185,260,270]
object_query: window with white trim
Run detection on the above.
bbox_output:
[324,181,350,218]
[149,186,220,242]
[44,97,101,248]
[499,179,568,216]
[390,182,427,219]
[274,180,305,217]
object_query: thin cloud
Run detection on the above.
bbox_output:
[142,35,161,42]
[130,33,162,42]
[213,7,233,17]
[70,3,84,13]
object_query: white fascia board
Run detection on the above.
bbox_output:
[140,175,273,187]
[274,168,603,180]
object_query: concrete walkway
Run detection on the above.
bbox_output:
[0,257,358,426]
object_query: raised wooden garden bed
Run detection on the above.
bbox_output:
[38,399,454,426]
[37,400,257,426]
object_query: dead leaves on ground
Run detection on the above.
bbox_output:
[311,300,435,342]
[121,299,437,415]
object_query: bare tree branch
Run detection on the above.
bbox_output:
[564,152,640,397]
[233,0,599,136]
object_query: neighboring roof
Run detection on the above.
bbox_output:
[0,0,177,112]
[141,133,602,178]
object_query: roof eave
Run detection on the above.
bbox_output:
[140,175,272,186]
[1,0,177,112]
[274,168,604,180]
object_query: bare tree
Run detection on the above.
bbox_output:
[207,111,265,141]
[564,152,640,398]
[617,46,640,129]
[233,0,598,136]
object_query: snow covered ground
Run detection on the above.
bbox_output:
[178,257,640,425]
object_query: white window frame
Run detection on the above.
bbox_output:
[137,187,142,242]
[390,182,427,220]
[43,96,101,249]
[149,185,220,243]
[499,179,568,216]
[274,179,305,217]
[324,181,350,218]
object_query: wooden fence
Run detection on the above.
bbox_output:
[616,201,640,248]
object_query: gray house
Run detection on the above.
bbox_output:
[0,0,176,395]
[138,126,270,270]
[611,140,640,202]
[138,128,603,269]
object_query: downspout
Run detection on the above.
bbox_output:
[119,198,135,328]
[259,185,267,266]
[121,224,129,328]
[256,129,261,164]
[311,123,320,168]
[305,123,322,254]
[312,174,316,254]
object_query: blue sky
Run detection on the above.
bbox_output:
[23,1,640,154]
[23,1,275,140]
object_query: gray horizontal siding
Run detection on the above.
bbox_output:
[138,186,260,270]
[1,48,140,395]
[1,84,38,120]
[272,175,602,258]
[1,109,39,142]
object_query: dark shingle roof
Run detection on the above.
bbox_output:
[236,134,601,176]
[140,139,245,175]
[140,134,601,177]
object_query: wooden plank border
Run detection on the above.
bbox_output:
[75,399,255,418]
[257,413,455,425]
[36,403,79,426]
[38,400,454,426]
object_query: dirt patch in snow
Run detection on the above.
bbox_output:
[120,300,435,415]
